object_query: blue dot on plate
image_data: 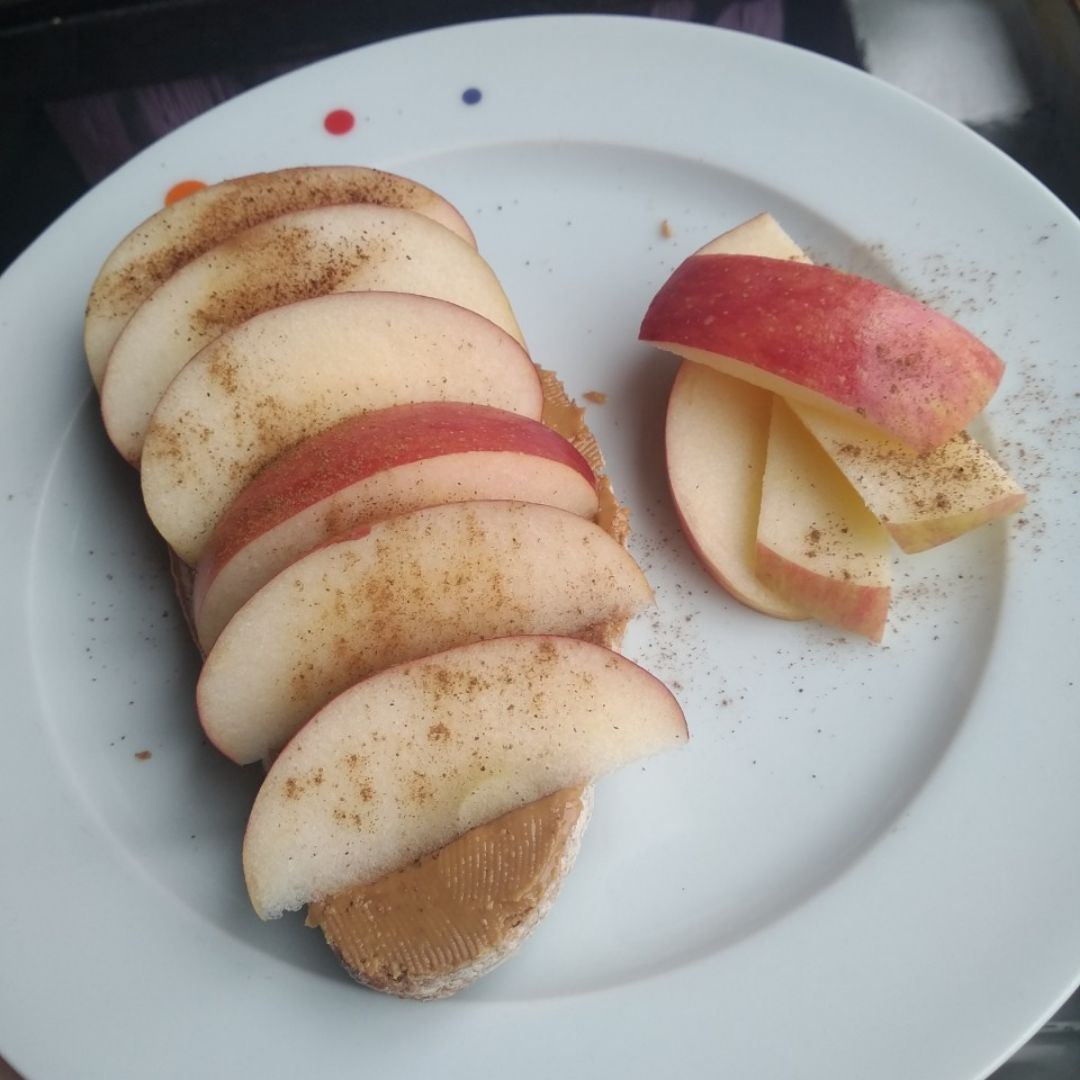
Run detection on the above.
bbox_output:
[462,87,482,105]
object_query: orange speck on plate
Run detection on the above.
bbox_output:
[165,179,208,206]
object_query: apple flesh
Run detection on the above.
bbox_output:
[139,291,542,566]
[192,402,600,650]
[665,361,805,619]
[84,164,477,389]
[242,634,687,920]
[757,400,891,641]
[101,203,525,463]
[640,252,1004,453]
[197,500,654,765]
[790,403,1026,554]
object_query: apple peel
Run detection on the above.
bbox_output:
[641,253,1004,453]
[192,402,600,649]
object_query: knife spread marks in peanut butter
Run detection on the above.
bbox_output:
[306,786,587,998]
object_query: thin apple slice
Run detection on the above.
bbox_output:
[757,400,891,641]
[242,634,687,919]
[140,292,542,565]
[85,165,477,389]
[192,402,600,650]
[101,203,525,463]
[694,211,812,263]
[665,360,805,619]
[197,501,654,765]
[789,404,1026,554]
[640,253,1004,453]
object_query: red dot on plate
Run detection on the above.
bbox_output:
[324,109,355,135]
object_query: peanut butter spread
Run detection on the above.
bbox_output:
[306,786,587,997]
[539,367,628,545]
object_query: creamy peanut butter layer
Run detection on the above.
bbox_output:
[306,786,587,996]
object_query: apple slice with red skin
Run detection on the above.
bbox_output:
[757,400,891,641]
[242,634,687,920]
[192,402,599,651]
[665,361,805,620]
[101,203,524,464]
[197,500,654,766]
[690,213,1024,553]
[640,251,1004,453]
[85,164,476,389]
[140,291,542,566]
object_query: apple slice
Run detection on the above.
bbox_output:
[789,404,1026,554]
[640,252,1004,453]
[85,165,477,389]
[140,292,542,565]
[192,402,600,650]
[757,400,891,641]
[197,501,654,765]
[100,203,525,463]
[694,211,812,264]
[665,361,805,619]
[242,634,687,919]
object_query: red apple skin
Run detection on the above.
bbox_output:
[640,254,1005,453]
[192,402,597,623]
[755,543,890,643]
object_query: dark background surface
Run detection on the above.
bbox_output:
[0,0,878,273]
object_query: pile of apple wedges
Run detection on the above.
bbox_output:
[88,165,687,999]
[641,213,1025,642]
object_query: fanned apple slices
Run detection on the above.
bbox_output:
[198,500,653,765]
[645,212,1024,639]
[88,165,685,1000]
[140,291,543,567]
[101,202,524,463]
[84,164,477,388]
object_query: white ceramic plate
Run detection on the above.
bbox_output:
[2,15,1079,1080]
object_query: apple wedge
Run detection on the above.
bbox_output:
[197,501,654,765]
[140,292,542,565]
[242,634,687,920]
[85,165,477,388]
[790,404,1026,554]
[757,400,891,641]
[192,402,600,650]
[640,252,1004,453]
[101,203,525,463]
[666,361,805,620]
